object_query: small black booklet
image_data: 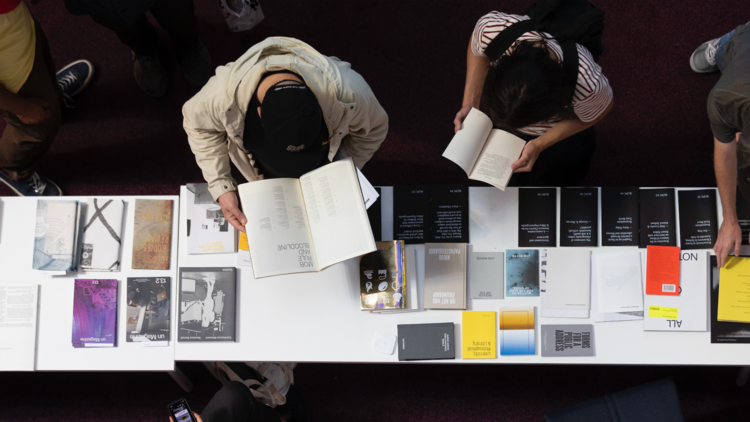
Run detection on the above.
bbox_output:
[710,256,750,344]
[178,267,237,342]
[518,188,557,247]
[429,184,469,243]
[736,187,750,245]
[639,188,676,248]
[601,187,639,246]
[393,185,431,244]
[367,187,382,242]
[560,187,598,247]
[397,322,455,361]
[678,189,718,250]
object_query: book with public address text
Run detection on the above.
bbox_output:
[541,325,594,357]
[677,189,718,250]
[462,311,496,359]
[601,187,639,247]
[639,189,676,248]
[186,183,237,255]
[442,108,526,191]
[359,241,407,311]
[126,277,171,344]
[644,251,708,331]
[469,251,504,299]
[499,306,536,355]
[33,199,82,274]
[505,249,539,297]
[72,279,118,348]
[424,243,467,310]
[560,187,598,247]
[178,267,236,342]
[710,256,750,343]
[397,322,455,361]
[132,199,173,270]
[518,188,557,247]
[237,158,375,278]
[80,198,125,271]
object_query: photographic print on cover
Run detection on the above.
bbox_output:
[126,277,171,342]
[178,268,236,341]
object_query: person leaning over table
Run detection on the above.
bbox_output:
[690,20,750,268]
[454,11,614,186]
[183,37,388,233]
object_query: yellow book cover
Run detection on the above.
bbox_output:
[718,256,750,323]
[462,311,496,359]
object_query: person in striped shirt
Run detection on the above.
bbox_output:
[455,11,614,185]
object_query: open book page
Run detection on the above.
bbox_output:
[300,159,376,269]
[468,129,526,190]
[238,179,319,278]
[442,108,493,175]
[0,285,38,371]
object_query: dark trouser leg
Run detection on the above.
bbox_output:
[0,20,61,181]
[88,12,158,55]
[201,381,282,422]
[148,0,199,49]
[737,167,750,202]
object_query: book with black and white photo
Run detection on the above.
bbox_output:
[237,158,376,278]
[0,285,39,371]
[541,325,595,357]
[80,198,126,271]
[560,187,598,247]
[186,183,237,255]
[393,185,430,244]
[126,277,171,345]
[677,189,718,250]
[424,243,467,310]
[443,108,526,191]
[367,187,383,241]
[540,249,589,318]
[469,251,504,299]
[429,185,469,243]
[710,256,750,343]
[601,187,639,247]
[518,188,557,247]
[545,249,591,310]
[397,322,455,361]
[645,251,708,331]
[736,187,750,245]
[639,188,676,248]
[178,267,236,342]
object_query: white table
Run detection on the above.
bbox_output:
[175,186,750,366]
[0,196,179,371]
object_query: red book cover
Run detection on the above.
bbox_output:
[646,245,680,296]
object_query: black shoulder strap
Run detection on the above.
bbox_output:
[559,40,579,93]
[483,20,537,61]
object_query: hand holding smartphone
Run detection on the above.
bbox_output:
[168,398,202,422]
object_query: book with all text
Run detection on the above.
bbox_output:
[424,243,467,310]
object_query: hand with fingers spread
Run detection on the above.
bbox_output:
[218,191,247,233]
[714,219,742,268]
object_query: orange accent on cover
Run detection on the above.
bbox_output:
[132,199,173,270]
[499,307,534,330]
[646,245,680,296]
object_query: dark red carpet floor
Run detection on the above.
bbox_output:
[1,0,749,421]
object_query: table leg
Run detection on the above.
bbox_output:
[169,365,195,392]
[736,366,750,387]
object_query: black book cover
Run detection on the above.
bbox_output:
[429,184,469,243]
[367,187,383,242]
[710,256,750,343]
[678,190,718,250]
[126,277,171,342]
[639,188,676,248]
[518,188,557,247]
[178,267,237,342]
[601,187,639,246]
[736,187,750,245]
[397,322,455,361]
[560,187,598,247]
[393,185,430,244]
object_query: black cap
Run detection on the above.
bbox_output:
[261,82,328,177]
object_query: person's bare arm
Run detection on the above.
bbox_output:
[714,136,742,268]
[454,39,490,133]
[0,84,49,124]
[511,98,614,172]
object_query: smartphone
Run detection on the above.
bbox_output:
[168,398,197,422]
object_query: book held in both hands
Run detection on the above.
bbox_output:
[443,108,526,191]
[237,158,376,278]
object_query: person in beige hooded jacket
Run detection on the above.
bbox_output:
[183,37,388,232]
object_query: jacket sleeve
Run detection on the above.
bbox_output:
[182,73,239,201]
[341,72,389,169]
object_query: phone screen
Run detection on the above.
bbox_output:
[169,399,196,422]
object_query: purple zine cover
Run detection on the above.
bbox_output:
[72,279,118,348]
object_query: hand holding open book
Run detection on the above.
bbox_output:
[442,108,526,191]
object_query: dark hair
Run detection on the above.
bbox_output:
[483,40,576,134]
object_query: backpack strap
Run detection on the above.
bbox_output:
[483,19,537,61]
[559,40,579,94]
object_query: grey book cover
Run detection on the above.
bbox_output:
[397,322,455,361]
[424,243,467,309]
[178,267,236,342]
[541,325,595,357]
[469,252,504,299]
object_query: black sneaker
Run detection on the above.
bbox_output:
[176,40,212,87]
[275,385,309,422]
[0,172,62,196]
[56,59,95,108]
[132,51,168,97]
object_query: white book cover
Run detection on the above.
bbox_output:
[545,249,591,310]
[186,183,237,255]
[594,251,644,313]
[591,256,643,322]
[0,285,38,371]
[644,251,709,331]
[373,247,421,313]
[80,198,125,271]
[540,249,589,318]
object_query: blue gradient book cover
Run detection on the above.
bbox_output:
[499,306,536,355]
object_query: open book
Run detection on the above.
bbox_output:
[443,108,526,191]
[238,158,376,278]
